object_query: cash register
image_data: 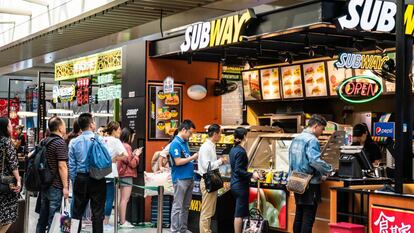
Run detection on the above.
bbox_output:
[339,146,374,178]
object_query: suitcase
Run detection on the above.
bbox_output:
[242,181,269,233]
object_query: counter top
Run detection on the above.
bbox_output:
[327,176,393,186]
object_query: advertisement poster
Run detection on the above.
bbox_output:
[371,205,414,233]
[149,85,182,140]
[327,60,353,95]
[242,70,261,101]
[303,62,328,97]
[249,187,287,230]
[260,68,281,100]
[281,65,303,99]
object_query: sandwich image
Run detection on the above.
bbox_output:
[272,80,279,86]
[264,90,270,95]
[316,77,325,84]
[305,77,313,84]
[294,88,302,95]
[273,89,280,95]
[263,80,270,86]
[262,70,271,78]
[316,64,324,73]
[283,69,292,77]
[311,86,322,95]
[285,89,293,96]
[305,66,314,75]
[294,68,301,76]
[294,79,301,85]
[283,80,292,86]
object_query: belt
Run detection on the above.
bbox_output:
[76,172,89,176]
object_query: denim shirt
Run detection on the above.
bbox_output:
[68,131,96,181]
[289,129,332,184]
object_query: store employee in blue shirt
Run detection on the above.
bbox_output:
[169,120,198,233]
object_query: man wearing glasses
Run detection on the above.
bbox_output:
[169,120,198,233]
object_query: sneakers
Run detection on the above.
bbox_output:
[119,221,135,228]
[104,224,113,231]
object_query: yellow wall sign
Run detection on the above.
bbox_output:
[180,9,255,52]
[55,48,122,81]
[189,199,202,212]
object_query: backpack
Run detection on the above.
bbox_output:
[88,135,112,180]
[25,137,59,192]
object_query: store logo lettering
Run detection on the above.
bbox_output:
[376,127,392,135]
[335,53,389,70]
[338,0,414,36]
[180,9,255,52]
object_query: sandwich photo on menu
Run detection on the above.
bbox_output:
[281,65,303,99]
[327,60,352,95]
[303,62,327,97]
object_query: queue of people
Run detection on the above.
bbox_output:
[0,114,366,233]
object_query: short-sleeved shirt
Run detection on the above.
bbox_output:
[103,136,127,178]
[45,134,68,189]
[169,136,194,183]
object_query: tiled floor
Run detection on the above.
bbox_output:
[27,196,175,233]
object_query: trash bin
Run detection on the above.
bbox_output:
[329,222,365,233]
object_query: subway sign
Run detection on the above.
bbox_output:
[338,0,414,36]
[338,76,383,104]
[335,53,389,70]
[180,9,255,52]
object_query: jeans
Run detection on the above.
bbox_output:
[293,204,318,233]
[36,186,63,233]
[72,173,106,233]
[104,180,115,217]
[171,179,194,233]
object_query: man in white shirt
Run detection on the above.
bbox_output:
[198,124,226,233]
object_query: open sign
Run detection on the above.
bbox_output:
[337,76,383,104]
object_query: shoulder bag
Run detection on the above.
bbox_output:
[286,171,312,194]
[203,162,223,193]
[0,149,16,193]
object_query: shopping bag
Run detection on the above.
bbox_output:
[60,199,71,233]
[144,171,174,197]
[242,181,269,233]
[48,212,61,233]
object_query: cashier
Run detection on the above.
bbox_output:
[352,123,382,166]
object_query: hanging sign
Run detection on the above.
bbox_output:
[163,76,174,94]
[97,73,114,85]
[337,76,383,104]
[76,78,90,106]
[180,9,255,52]
[97,85,122,102]
[52,85,76,103]
[338,0,414,36]
[335,53,389,70]
[55,48,122,81]
[372,206,414,233]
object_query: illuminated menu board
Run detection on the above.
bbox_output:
[260,68,281,100]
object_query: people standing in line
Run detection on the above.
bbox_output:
[97,126,106,137]
[68,113,105,233]
[102,121,128,229]
[169,120,199,233]
[289,114,332,233]
[198,124,226,233]
[229,127,261,233]
[36,116,69,233]
[0,118,21,233]
[65,120,81,145]
[117,127,142,228]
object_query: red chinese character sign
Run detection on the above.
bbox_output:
[372,206,413,233]
[76,78,90,106]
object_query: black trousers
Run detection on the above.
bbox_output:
[72,173,106,233]
[293,203,318,233]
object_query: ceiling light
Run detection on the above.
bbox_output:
[284,53,293,64]
[17,111,37,117]
[93,112,113,117]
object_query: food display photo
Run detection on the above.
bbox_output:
[303,62,328,97]
[242,70,262,101]
[327,60,353,95]
[149,85,182,140]
[281,65,303,99]
[260,68,281,100]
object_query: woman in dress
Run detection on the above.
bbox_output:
[102,121,127,229]
[0,117,21,233]
[229,127,260,233]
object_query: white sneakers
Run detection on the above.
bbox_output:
[119,221,135,228]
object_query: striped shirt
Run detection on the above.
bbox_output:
[46,134,68,189]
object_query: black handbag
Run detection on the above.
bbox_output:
[0,152,16,193]
[202,162,223,193]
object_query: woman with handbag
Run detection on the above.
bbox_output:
[229,127,261,233]
[117,127,142,228]
[0,117,21,233]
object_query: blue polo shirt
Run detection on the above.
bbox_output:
[169,135,194,183]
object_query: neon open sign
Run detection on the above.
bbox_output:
[338,76,383,104]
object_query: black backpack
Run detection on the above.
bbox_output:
[25,137,58,192]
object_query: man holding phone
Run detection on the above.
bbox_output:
[118,127,143,228]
